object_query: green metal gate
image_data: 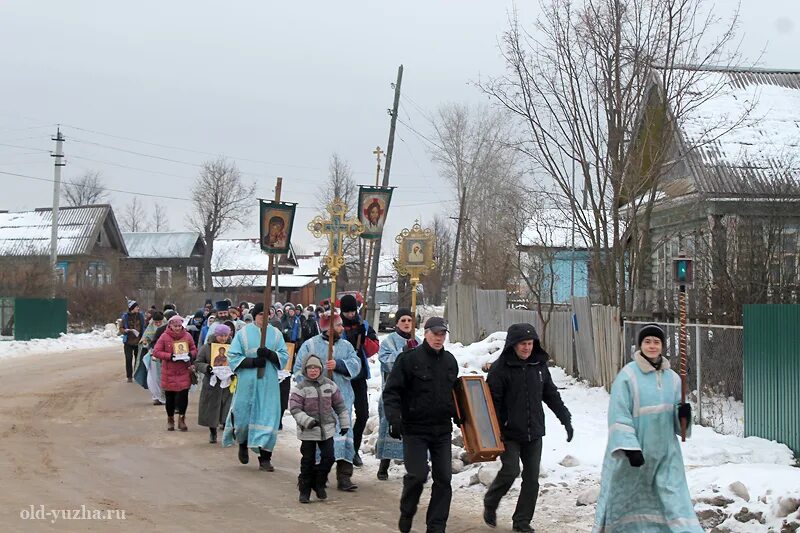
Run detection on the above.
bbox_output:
[13,298,68,341]
[743,304,800,455]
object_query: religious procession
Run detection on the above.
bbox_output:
[114,185,701,533]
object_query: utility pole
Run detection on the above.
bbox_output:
[366,65,402,327]
[50,127,65,297]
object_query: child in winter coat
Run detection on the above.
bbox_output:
[289,354,350,504]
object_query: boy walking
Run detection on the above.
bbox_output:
[289,355,351,503]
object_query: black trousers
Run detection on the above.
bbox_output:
[123,344,137,379]
[400,432,452,532]
[351,377,369,453]
[279,378,290,429]
[299,438,335,479]
[483,438,543,528]
[164,389,189,417]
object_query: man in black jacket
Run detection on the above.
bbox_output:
[483,323,574,533]
[383,317,459,533]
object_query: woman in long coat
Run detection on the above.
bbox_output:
[375,308,420,480]
[153,315,198,432]
[195,323,234,444]
[593,323,700,533]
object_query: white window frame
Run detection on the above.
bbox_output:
[186,266,200,289]
[156,267,172,289]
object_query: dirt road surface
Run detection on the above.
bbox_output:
[0,347,590,532]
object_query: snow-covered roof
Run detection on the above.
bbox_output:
[212,239,268,271]
[212,274,316,289]
[0,205,126,257]
[122,232,203,259]
[675,67,800,195]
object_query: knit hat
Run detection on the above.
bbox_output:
[637,323,666,348]
[284,303,295,312]
[163,303,176,312]
[504,323,539,349]
[168,314,184,325]
[164,309,177,320]
[127,299,138,311]
[274,302,284,311]
[213,323,231,337]
[394,308,413,322]
[251,302,265,318]
[243,313,253,323]
[319,311,342,330]
[340,294,358,313]
[193,310,204,320]
[302,355,324,378]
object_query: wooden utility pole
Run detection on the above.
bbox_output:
[258,177,282,379]
[366,65,403,327]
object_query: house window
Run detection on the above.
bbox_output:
[156,267,172,289]
[55,261,68,284]
[85,261,110,286]
[186,266,200,289]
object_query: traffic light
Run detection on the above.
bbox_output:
[672,257,693,285]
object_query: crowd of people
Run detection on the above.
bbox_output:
[119,298,699,533]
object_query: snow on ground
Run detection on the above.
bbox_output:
[360,330,800,531]
[0,324,120,360]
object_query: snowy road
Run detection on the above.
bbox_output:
[0,346,586,532]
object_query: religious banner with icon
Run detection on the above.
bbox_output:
[259,200,297,254]
[396,221,435,278]
[358,186,394,240]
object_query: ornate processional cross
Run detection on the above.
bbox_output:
[308,198,364,276]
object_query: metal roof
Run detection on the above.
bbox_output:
[0,205,124,257]
[676,67,800,197]
[122,232,203,258]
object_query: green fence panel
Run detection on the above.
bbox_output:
[13,298,68,341]
[743,304,800,456]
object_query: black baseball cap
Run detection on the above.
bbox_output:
[424,317,448,333]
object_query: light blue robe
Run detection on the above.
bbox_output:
[376,332,420,460]
[294,334,361,463]
[222,323,289,452]
[593,352,701,533]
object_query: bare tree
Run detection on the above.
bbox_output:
[190,158,256,289]
[62,170,108,206]
[429,103,524,290]
[419,215,454,305]
[480,0,740,310]
[119,196,145,232]
[151,202,170,232]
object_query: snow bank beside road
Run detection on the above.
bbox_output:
[0,324,120,360]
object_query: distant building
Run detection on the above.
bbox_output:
[121,232,206,291]
[0,204,127,293]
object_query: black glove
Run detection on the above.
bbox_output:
[565,423,574,442]
[678,403,692,423]
[252,357,267,368]
[257,347,280,367]
[306,419,319,429]
[389,421,402,440]
[339,427,348,436]
[624,450,645,468]
[453,415,465,426]
[205,365,214,375]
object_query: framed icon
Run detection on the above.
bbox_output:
[172,340,189,356]
[358,186,394,240]
[211,343,230,367]
[260,200,297,254]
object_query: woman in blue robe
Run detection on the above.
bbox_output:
[222,303,289,472]
[593,324,701,533]
[375,308,420,480]
[295,311,361,492]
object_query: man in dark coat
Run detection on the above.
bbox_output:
[483,323,574,533]
[338,294,379,467]
[383,317,459,533]
[120,300,145,383]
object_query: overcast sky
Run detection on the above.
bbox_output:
[1,0,798,254]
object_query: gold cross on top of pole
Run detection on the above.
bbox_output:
[308,198,364,276]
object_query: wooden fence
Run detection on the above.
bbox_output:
[446,284,622,390]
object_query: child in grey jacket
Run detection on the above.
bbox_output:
[289,355,350,503]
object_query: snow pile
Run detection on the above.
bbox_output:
[357,330,800,532]
[0,323,120,360]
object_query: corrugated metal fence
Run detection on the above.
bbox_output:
[743,304,800,455]
[446,285,622,390]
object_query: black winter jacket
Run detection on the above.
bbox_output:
[487,345,571,443]
[382,340,459,436]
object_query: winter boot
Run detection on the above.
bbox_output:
[238,443,249,464]
[258,449,274,472]
[209,428,217,444]
[336,460,358,491]
[377,459,390,481]
[398,515,413,533]
[167,416,175,431]
[313,471,328,500]
[298,475,312,504]
[178,415,188,432]
[352,452,363,467]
